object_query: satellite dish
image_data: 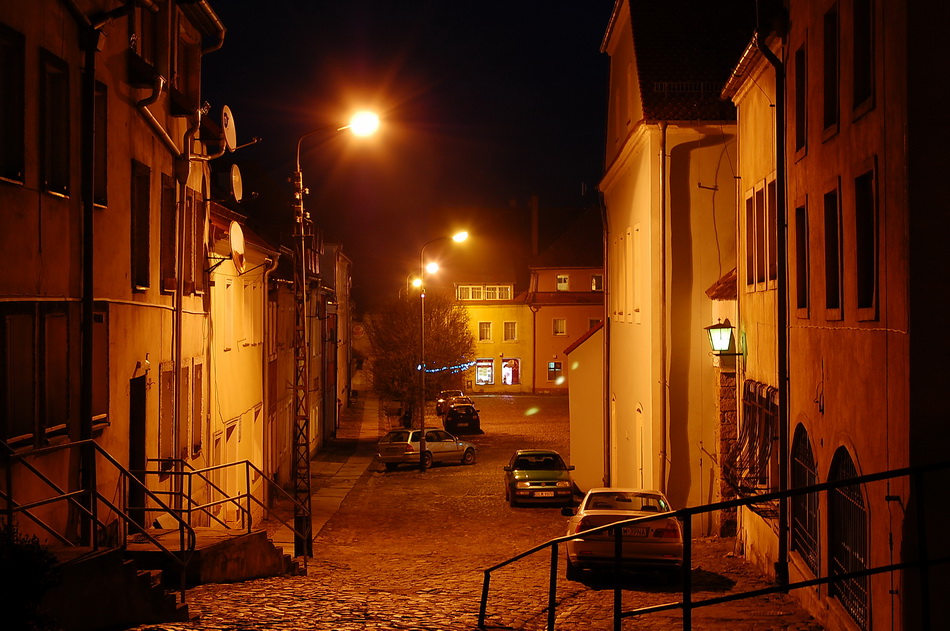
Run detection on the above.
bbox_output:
[221,105,237,152]
[230,163,243,202]
[229,220,246,273]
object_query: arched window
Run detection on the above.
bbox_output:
[829,447,869,630]
[790,424,819,575]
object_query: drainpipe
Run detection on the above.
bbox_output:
[261,255,280,492]
[599,192,611,486]
[755,6,789,587]
[658,121,669,494]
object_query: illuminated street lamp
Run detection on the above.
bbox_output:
[291,112,379,557]
[418,231,468,472]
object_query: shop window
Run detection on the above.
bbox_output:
[475,358,494,386]
[501,359,520,385]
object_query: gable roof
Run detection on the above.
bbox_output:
[627,1,756,121]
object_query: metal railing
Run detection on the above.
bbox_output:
[1,440,196,603]
[478,460,950,630]
[141,457,311,565]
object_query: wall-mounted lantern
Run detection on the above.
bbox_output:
[705,319,742,356]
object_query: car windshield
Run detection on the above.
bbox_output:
[513,453,567,470]
[451,406,475,415]
[584,491,669,512]
[440,390,462,399]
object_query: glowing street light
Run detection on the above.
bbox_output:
[417,231,468,472]
[290,111,379,557]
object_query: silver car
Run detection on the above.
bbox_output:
[562,487,683,581]
[376,427,477,471]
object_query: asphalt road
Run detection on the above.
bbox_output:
[135,394,823,630]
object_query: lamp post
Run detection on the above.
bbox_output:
[291,111,379,557]
[418,231,468,472]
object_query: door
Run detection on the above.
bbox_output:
[128,375,147,528]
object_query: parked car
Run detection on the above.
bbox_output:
[443,401,480,434]
[503,449,575,507]
[376,427,476,471]
[435,389,464,415]
[561,487,683,581]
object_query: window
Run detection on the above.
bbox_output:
[823,4,840,132]
[547,361,563,383]
[745,179,777,290]
[93,82,108,206]
[170,14,201,114]
[794,44,807,153]
[824,185,842,316]
[725,381,778,494]
[159,362,175,470]
[854,168,877,316]
[40,49,70,196]
[457,285,483,301]
[552,318,566,336]
[556,274,569,291]
[484,285,512,300]
[591,274,604,292]
[475,358,494,386]
[478,321,492,342]
[852,0,874,111]
[791,425,819,576]
[795,204,810,313]
[829,447,869,630]
[1,303,106,446]
[0,22,25,182]
[160,175,176,292]
[501,358,520,385]
[131,161,151,290]
[503,321,517,342]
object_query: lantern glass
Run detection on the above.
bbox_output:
[705,322,734,353]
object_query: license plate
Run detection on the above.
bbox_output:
[621,527,648,537]
[535,491,554,497]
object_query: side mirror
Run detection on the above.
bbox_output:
[568,465,576,471]
[561,507,576,517]
[503,466,512,472]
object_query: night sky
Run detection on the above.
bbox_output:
[202,1,615,311]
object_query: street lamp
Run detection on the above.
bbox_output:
[291,112,379,557]
[418,231,468,472]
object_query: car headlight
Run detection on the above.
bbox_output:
[516,481,532,488]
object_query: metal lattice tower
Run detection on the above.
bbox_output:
[292,169,313,558]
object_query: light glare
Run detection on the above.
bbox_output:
[349,111,380,137]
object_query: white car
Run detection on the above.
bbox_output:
[561,487,683,581]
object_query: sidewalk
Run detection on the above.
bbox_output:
[266,392,388,551]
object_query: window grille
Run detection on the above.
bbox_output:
[791,425,820,575]
[829,447,869,630]
[725,381,778,498]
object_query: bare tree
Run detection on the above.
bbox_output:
[366,290,475,414]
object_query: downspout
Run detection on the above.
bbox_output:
[261,255,280,492]
[755,11,789,587]
[658,121,669,494]
[600,192,611,486]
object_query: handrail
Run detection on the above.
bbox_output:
[477,459,950,631]
[140,457,311,552]
[2,439,197,603]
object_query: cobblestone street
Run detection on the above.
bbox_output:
[133,394,823,631]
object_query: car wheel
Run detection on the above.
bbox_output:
[461,448,476,465]
[508,490,518,507]
[422,451,433,469]
[565,557,582,582]
[384,462,398,472]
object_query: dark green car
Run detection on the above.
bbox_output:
[503,449,575,507]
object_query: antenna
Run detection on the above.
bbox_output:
[221,105,237,152]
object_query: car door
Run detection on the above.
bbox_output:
[426,430,456,462]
